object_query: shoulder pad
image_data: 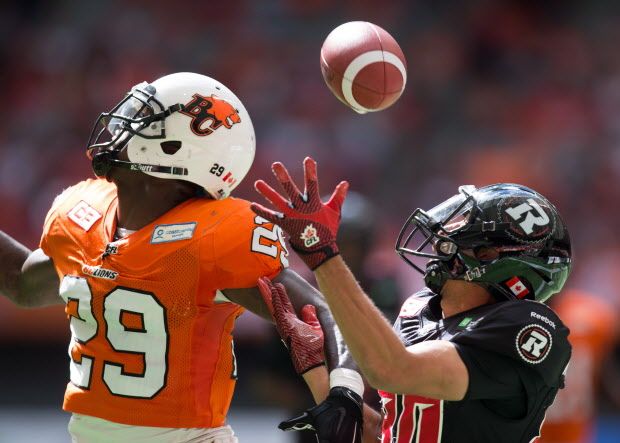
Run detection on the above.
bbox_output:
[452,300,571,387]
[398,289,434,317]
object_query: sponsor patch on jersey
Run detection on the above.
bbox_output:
[458,317,473,328]
[67,201,102,231]
[82,264,118,280]
[516,324,552,364]
[150,222,197,244]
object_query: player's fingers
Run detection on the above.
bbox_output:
[326,181,349,211]
[256,277,275,316]
[250,203,283,225]
[270,282,294,320]
[303,157,320,202]
[273,282,296,315]
[269,285,287,326]
[272,162,303,205]
[300,305,322,331]
[254,180,291,212]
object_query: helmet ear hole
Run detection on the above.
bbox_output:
[160,140,182,155]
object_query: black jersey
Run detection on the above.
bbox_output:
[378,289,571,443]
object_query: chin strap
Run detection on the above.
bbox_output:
[92,151,188,178]
[424,255,470,294]
[424,260,449,294]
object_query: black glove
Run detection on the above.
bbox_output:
[279,386,363,443]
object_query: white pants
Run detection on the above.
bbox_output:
[68,413,239,443]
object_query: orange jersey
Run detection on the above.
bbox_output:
[540,290,617,443]
[40,179,287,428]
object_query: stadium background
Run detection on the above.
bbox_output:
[0,0,619,441]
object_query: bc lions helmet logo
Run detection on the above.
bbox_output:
[180,94,241,136]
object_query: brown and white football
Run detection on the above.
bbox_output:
[320,21,407,114]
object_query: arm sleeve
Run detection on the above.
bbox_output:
[211,207,288,289]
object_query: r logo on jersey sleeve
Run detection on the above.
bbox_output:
[516,324,553,364]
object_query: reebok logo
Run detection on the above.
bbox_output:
[531,311,556,329]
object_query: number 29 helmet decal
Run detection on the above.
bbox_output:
[396,184,571,303]
[86,72,255,199]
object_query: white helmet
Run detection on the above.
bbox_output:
[87,72,255,199]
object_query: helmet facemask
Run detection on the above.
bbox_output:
[86,82,185,178]
[396,184,571,302]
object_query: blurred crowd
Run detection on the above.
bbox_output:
[1,0,620,298]
[0,0,619,440]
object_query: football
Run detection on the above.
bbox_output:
[320,21,407,114]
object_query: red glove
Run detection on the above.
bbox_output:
[251,157,349,270]
[257,277,325,375]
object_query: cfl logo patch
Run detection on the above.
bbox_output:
[300,224,320,247]
[516,324,552,364]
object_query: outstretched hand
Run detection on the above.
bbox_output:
[251,157,349,270]
[257,277,325,375]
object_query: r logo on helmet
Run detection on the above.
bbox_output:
[180,94,241,136]
[516,324,552,364]
[499,197,555,242]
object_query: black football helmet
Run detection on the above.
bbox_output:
[396,184,571,303]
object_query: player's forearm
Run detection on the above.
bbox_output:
[275,269,355,371]
[0,231,31,303]
[17,249,62,307]
[315,303,357,370]
[0,238,61,308]
[314,256,409,390]
[302,365,330,403]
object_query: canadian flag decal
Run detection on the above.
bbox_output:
[222,172,237,187]
[506,276,529,298]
